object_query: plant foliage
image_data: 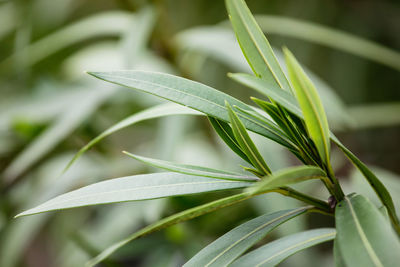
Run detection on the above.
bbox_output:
[16,0,400,266]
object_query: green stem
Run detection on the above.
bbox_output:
[325,164,345,201]
[275,186,332,214]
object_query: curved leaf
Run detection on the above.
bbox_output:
[335,194,400,267]
[248,166,327,195]
[16,173,253,217]
[183,207,310,267]
[332,135,400,234]
[230,228,336,267]
[284,48,331,165]
[63,103,201,173]
[86,192,258,267]
[123,151,258,181]
[225,0,290,91]
[88,70,294,149]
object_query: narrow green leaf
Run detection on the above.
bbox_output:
[175,26,354,130]
[230,73,302,116]
[88,70,294,149]
[184,207,310,267]
[123,151,258,182]
[332,135,400,234]
[225,0,291,91]
[284,48,331,165]
[230,228,336,267]
[208,116,251,164]
[16,173,253,217]
[335,194,400,267]
[255,15,400,71]
[86,192,258,267]
[251,99,301,144]
[63,103,201,173]
[248,166,327,195]
[226,102,271,175]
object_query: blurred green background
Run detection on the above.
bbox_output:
[1,0,399,266]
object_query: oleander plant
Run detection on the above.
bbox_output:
[16,0,400,266]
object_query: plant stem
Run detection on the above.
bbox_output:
[275,187,332,214]
[325,164,345,201]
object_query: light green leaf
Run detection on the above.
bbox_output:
[226,102,271,175]
[332,135,400,234]
[88,70,294,149]
[248,166,327,195]
[208,116,251,164]
[123,151,258,182]
[225,0,290,91]
[230,228,336,267]
[16,173,253,217]
[184,207,310,267]
[255,15,400,71]
[284,48,331,165]
[230,73,302,116]
[63,103,201,173]
[86,192,257,267]
[335,194,400,267]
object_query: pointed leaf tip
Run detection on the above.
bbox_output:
[284,47,331,165]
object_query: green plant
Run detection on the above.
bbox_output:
[16,0,400,266]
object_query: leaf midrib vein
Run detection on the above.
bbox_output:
[204,206,307,266]
[232,0,284,89]
[346,197,383,267]
[32,180,250,211]
[255,231,335,266]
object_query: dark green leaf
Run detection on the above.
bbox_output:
[226,102,271,175]
[208,116,251,164]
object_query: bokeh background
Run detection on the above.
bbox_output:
[1,0,399,266]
